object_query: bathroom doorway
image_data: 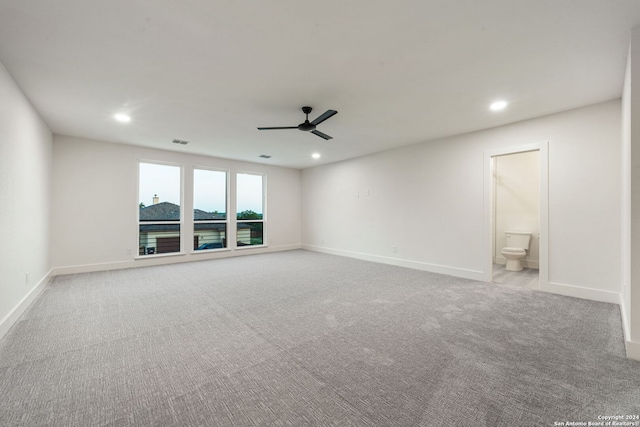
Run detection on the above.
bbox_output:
[484,143,549,290]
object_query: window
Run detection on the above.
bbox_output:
[193,168,227,251]
[138,162,182,256]
[236,173,264,247]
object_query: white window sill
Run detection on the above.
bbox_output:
[135,252,186,260]
[234,244,267,250]
[190,248,232,255]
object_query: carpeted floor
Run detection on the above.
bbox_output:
[1,250,639,426]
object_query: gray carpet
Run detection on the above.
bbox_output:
[0,250,639,426]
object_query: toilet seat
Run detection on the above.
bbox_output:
[501,247,525,256]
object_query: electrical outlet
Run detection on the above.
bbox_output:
[126,248,132,255]
[392,246,397,253]
[25,273,29,285]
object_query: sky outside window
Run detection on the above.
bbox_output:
[194,169,226,214]
[139,163,181,207]
[236,173,263,215]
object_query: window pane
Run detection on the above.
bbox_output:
[194,169,226,220]
[236,173,263,219]
[237,222,263,246]
[139,163,181,221]
[139,224,180,255]
[194,223,227,250]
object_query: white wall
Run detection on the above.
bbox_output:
[622,26,640,360]
[302,100,622,301]
[0,62,52,338]
[51,135,301,273]
[494,151,540,268]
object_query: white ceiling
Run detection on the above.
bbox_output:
[1,1,639,169]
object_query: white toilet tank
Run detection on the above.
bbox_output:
[504,231,531,250]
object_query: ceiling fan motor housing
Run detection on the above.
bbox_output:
[298,122,316,131]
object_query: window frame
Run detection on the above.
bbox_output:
[137,160,185,258]
[191,166,230,254]
[235,171,266,249]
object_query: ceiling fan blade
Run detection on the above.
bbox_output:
[257,126,298,130]
[311,130,332,140]
[310,110,337,126]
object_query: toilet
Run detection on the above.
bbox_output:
[501,231,532,272]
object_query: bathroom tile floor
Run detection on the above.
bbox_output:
[492,263,539,289]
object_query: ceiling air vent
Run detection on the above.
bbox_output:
[259,154,272,159]
[172,139,189,145]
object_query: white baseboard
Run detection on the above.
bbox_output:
[617,296,640,361]
[0,270,52,341]
[53,260,138,275]
[619,295,631,342]
[626,339,640,361]
[53,244,302,276]
[301,244,484,281]
[542,281,621,304]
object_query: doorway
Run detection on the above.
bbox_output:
[484,142,549,290]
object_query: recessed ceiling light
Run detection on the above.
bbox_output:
[114,113,131,123]
[490,101,508,111]
[312,153,321,159]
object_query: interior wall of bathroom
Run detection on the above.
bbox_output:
[493,151,540,268]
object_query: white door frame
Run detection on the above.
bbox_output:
[483,141,549,290]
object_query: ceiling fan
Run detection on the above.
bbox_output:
[257,106,338,140]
